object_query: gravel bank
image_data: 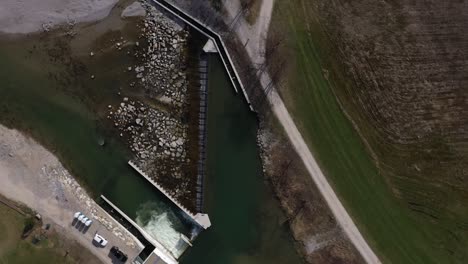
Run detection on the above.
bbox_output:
[0,0,119,34]
[0,124,142,263]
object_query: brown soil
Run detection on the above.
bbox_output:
[301,0,468,260]
[262,0,468,262]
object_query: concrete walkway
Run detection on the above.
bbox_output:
[222,0,382,263]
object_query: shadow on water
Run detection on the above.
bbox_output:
[180,55,302,264]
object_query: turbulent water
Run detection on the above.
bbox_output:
[136,201,191,258]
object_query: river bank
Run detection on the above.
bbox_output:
[0,124,141,263]
[0,0,197,259]
[0,0,303,263]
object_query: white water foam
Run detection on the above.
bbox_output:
[136,201,190,258]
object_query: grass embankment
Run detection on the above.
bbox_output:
[269,1,447,263]
[0,199,99,264]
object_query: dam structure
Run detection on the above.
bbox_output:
[128,160,211,229]
[99,195,180,264]
[111,1,259,261]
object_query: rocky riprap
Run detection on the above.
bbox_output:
[109,2,197,211]
[109,98,196,210]
[132,2,189,115]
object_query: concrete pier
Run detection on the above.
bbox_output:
[203,39,217,53]
[128,161,211,229]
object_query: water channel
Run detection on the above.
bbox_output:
[181,55,302,264]
[0,5,302,264]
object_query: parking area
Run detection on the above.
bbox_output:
[62,205,143,264]
[0,119,144,263]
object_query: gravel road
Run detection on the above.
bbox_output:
[222,0,381,263]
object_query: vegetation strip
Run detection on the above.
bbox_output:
[268,1,451,263]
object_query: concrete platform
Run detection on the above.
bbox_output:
[203,39,218,53]
[128,161,211,229]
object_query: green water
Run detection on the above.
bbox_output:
[0,35,192,236]
[181,56,302,264]
[0,16,302,264]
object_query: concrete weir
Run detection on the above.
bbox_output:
[99,195,178,264]
[128,161,212,229]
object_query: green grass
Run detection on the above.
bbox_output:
[269,1,450,263]
[0,205,83,264]
[3,242,71,264]
[0,206,24,260]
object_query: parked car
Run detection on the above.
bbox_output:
[85,219,93,227]
[78,214,86,222]
[74,212,81,219]
[81,217,88,224]
[93,233,108,247]
[110,246,128,262]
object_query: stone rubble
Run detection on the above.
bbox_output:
[109,99,191,203]
[109,3,196,210]
[133,2,189,115]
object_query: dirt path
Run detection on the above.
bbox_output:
[222,1,381,263]
[0,124,142,264]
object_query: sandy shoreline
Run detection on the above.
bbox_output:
[0,124,142,263]
[0,0,119,34]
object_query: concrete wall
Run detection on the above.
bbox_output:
[128,161,211,229]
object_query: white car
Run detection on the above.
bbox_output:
[74,212,81,219]
[93,233,108,247]
[85,219,93,227]
[81,217,88,224]
[78,214,85,222]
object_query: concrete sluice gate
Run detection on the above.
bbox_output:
[99,196,196,263]
[134,200,195,259]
